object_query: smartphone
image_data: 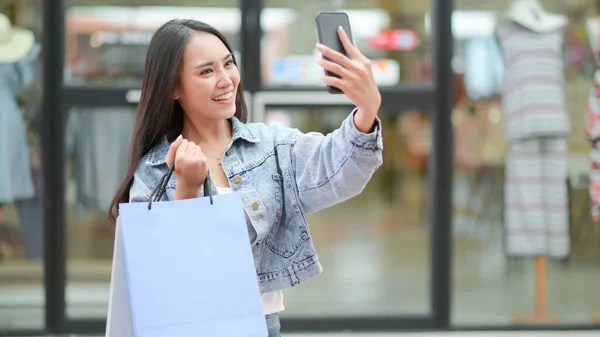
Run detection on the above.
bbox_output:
[315,11,353,94]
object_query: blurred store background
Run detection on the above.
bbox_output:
[0,0,599,335]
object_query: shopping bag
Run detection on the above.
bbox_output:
[105,170,267,337]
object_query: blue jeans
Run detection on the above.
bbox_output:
[266,313,281,337]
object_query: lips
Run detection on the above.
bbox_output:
[212,91,233,101]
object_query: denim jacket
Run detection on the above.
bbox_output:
[129,109,384,293]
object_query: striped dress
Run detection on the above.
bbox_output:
[496,22,570,259]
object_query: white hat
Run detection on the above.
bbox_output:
[507,0,568,33]
[0,13,34,64]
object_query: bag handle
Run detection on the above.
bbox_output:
[147,165,213,210]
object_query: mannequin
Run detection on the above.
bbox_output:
[0,12,41,260]
[495,0,570,323]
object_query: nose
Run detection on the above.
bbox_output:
[216,71,233,89]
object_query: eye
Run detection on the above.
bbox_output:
[225,60,234,67]
[200,68,213,75]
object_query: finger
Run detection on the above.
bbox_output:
[321,75,348,92]
[337,27,371,64]
[165,135,183,167]
[186,142,197,155]
[317,58,353,79]
[316,44,356,70]
[174,139,189,164]
[192,145,202,157]
[336,26,361,59]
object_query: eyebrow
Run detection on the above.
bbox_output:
[194,53,234,69]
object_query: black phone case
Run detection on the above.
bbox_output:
[315,11,353,94]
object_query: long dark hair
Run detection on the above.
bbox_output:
[108,19,248,225]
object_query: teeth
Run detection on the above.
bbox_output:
[213,92,233,101]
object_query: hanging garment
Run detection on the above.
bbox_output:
[65,107,136,213]
[0,43,39,203]
[496,22,571,258]
[496,22,570,141]
[585,19,600,221]
[586,73,600,221]
[504,137,570,259]
[463,35,504,100]
[589,141,600,222]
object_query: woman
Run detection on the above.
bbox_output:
[109,19,383,336]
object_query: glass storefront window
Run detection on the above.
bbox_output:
[451,0,600,326]
[261,0,431,88]
[64,0,240,86]
[10,0,600,331]
[0,0,45,331]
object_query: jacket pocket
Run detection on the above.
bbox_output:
[264,170,310,258]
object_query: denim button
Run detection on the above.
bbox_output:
[233,175,242,183]
[252,202,259,211]
[226,149,232,156]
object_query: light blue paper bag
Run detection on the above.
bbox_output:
[105,189,267,337]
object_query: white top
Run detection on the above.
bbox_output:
[215,186,285,315]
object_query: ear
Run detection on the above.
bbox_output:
[171,83,180,100]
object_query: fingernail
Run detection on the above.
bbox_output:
[176,135,183,141]
[338,26,344,32]
[316,43,324,50]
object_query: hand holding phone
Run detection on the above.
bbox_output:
[315,11,353,94]
[314,11,382,123]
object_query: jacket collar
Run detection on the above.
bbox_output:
[145,116,259,166]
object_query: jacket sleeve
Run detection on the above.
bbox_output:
[288,108,383,213]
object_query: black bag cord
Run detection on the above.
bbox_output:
[147,165,213,210]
